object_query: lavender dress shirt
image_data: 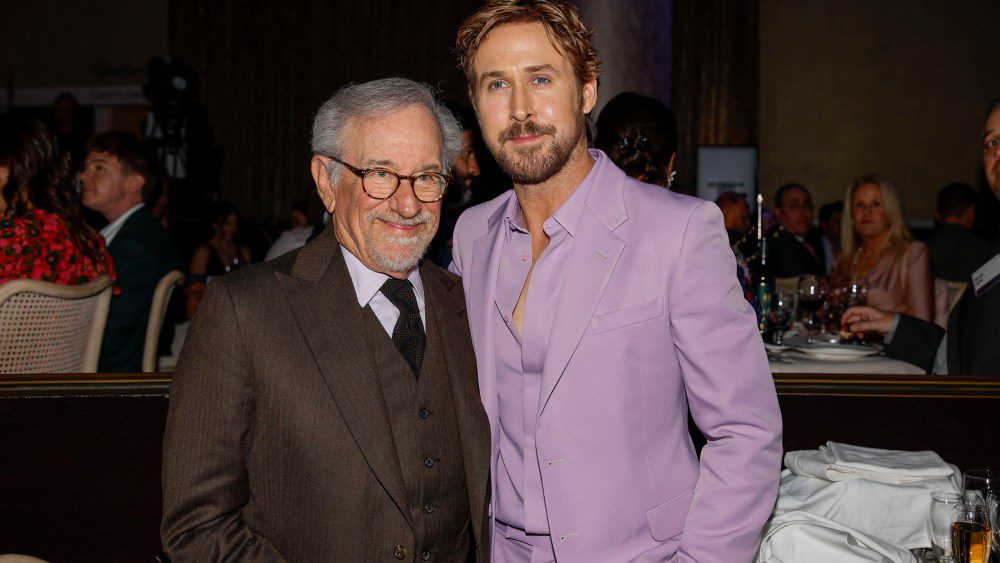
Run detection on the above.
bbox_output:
[493,158,597,540]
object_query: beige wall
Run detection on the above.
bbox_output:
[759,0,1000,221]
[1,0,168,90]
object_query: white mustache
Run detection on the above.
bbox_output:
[368,210,433,227]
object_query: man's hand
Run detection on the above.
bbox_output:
[841,306,894,335]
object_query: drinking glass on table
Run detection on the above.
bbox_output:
[842,276,869,308]
[930,491,964,562]
[797,275,827,344]
[768,292,794,346]
[953,504,992,563]
[964,470,1000,561]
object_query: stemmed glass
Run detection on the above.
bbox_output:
[953,504,993,563]
[768,292,794,346]
[842,276,869,308]
[964,470,1000,562]
[929,491,964,562]
[797,276,828,344]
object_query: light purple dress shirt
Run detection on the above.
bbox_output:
[493,156,598,539]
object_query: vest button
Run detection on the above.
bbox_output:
[424,502,436,514]
[423,457,435,468]
[421,551,432,560]
[419,408,430,419]
[393,545,408,560]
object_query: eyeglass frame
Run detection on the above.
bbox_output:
[328,156,452,203]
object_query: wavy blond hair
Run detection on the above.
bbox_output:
[455,0,602,103]
[839,174,913,270]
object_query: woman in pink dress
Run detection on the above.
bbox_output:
[833,174,934,322]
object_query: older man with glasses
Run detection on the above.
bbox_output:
[161,77,490,562]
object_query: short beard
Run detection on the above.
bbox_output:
[489,113,586,185]
[363,208,436,274]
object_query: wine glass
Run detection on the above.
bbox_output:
[953,503,993,563]
[842,276,869,308]
[768,292,794,346]
[797,276,828,344]
[929,491,964,562]
[964,470,1000,561]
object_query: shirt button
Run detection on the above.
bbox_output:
[503,315,510,323]
[522,254,529,262]
[424,502,436,514]
[421,551,431,560]
[419,408,430,419]
[424,457,436,468]
[393,545,407,560]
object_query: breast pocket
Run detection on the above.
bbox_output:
[590,296,665,334]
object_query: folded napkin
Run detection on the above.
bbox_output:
[785,442,953,485]
[757,511,916,562]
[774,468,961,548]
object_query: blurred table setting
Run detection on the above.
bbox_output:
[756,442,998,562]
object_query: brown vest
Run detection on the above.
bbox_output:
[359,294,472,561]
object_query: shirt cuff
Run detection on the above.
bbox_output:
[883,313,901,344]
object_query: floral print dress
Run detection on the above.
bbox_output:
[0,208,115,285]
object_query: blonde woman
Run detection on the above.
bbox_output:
[833,174,934,322]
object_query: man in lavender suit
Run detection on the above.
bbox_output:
[450,2,783,561]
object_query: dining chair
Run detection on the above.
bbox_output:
[142,270,185,373]
[0,275,113,373]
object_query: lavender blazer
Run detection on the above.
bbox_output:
[450,155,782,562]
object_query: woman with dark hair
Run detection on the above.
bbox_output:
[189,200,252,276]
[0,117,114,284]
[594,91,679,189]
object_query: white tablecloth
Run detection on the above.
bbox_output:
[769,350,925,374]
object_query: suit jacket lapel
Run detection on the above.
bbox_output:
[468,200,509,440]
[422,263,491,551]
[537,163,628,418]
[275,231,411,527]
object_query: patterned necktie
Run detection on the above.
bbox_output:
[380,277,425,375]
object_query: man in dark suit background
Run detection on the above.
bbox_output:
[844,97,1000,375]
[925,182,991,282]
[769,183,826,277]
[81,132,180,372]
[161,78,490,561]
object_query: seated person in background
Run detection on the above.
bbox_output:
[833,174,934,322]
[768,183,826,277]
[82,131,181,372]
[0,117,114,284]
[594,91,678,189]
[715,191,751,246]
[843,97,1000,374]
[924,182,991,282]
[809,200,843,274]
[190,201,252,275]
[264,198,323,261]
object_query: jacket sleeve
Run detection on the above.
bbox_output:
[668,202,783,562]
[160,279,287,561]
[886,313,945,373]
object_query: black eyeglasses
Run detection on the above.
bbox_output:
[330,156,451,203]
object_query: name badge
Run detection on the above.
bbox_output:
[971,254,1000,297]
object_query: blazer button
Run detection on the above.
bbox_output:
[393,545,408,560]
[421,551,431,560]
[419,408,430,419]
[424,457,435,467]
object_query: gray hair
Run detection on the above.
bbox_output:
[311,77,463,183]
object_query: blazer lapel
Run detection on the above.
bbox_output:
[467,200,510,439]
[275,231,411,527]
[537,161,628,418]
[422,264,491,551]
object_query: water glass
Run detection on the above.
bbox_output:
[768,292,794,345]
[930,491,964,561]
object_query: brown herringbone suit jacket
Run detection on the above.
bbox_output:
[161,230,490,561]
